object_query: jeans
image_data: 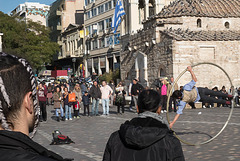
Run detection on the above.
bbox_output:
[55,104,64,117]
[102,98,110,115]
[92,98,99,115]
[65,105,72,119]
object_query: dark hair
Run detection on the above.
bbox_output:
[137,89,161,113]
[172,90,182,99]
[84,91,88,93]
[0,53,38,133]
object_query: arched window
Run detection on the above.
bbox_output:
[197,19,202,28]
[160,68,166,77]
[224,22,230,29]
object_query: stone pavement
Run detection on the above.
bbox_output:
[33,105,240,161]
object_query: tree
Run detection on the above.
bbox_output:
[0,12,59,70]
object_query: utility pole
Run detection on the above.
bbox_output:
[0,33,3,52]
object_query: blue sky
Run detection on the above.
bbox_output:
[0,0,56,14]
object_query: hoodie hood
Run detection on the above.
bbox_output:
[119,116,169,149]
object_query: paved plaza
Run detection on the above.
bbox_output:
[33,105,240,161]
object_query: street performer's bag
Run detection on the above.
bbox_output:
[68,93,76,102]
[50,130,75,145]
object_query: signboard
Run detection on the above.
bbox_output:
[79,30,84,38]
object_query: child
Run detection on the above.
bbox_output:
[82,91,90,116]
[73,97,80,118]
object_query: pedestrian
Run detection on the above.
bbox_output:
[109,80,115,107]
[100,81,113,115]
[103,89,185,161]
[128,82,134,111]
[47,83,53,105]
[80,82,88,95]
[82,91,90,116]
[115,82,126,114]
[63,87,72,120]
[53,87,64,122]
[160,78,168,113]
[0,52,70,161]
[130,79,144,109]
[170,66,232,128]
[37,82,48,122]
[73,83,82,101]
[168,77,178,112]
[89,81,101,116]
[73,97,80,118]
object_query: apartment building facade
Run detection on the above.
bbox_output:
[84,0,120,77]
[48,0,84,75]
[10,2,50,26]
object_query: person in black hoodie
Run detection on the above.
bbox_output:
[0,53,71,161]
[103,89,185,161]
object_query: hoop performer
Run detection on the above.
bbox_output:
[170,66,232,128]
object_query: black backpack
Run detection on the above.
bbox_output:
[50,130,75,145]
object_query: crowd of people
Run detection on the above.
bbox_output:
[37,72,239,123]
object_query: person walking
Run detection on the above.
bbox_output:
[89,81,101,116]
[100,81,113,115]
[37,82,48,121]
[53,87,64,122]
[103,89,185,161]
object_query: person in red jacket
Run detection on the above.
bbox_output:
[37,82,48,121]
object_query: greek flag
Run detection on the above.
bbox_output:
[111,0,126,33]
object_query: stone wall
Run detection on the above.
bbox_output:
[173,41,240,89]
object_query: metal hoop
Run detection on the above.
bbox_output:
[166,62,235,146]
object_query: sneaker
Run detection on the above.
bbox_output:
[161,110,164,113]
[73,116,76,119]
[69,118,72,120]
[65,118,68,121]
[203,105,206,108]
[77,116,80,118]
[164,110,167,113]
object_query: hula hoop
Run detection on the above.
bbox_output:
[166,62,235,146]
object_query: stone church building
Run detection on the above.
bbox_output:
[121,0,240,89]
